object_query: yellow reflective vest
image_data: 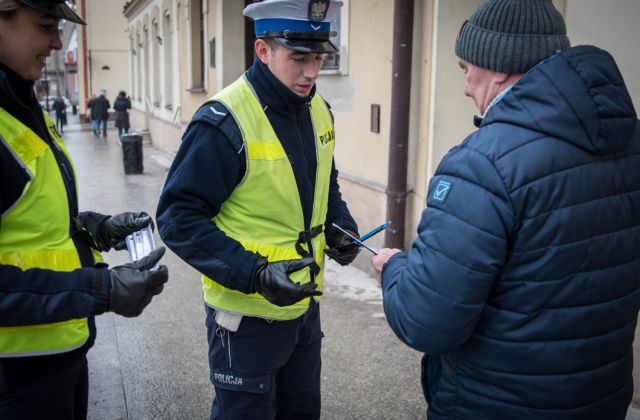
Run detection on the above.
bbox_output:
[0,108,91,357]
[202,76,335,320]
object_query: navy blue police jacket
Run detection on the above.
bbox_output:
[0,63,109,344]
[382,45,640,419]
[156,59,356,294]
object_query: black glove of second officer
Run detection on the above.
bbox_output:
[80,211,153,252]
[325,227,361,266]
[109,247,169,317]
[102,212,153,250]
[252,257,322,307]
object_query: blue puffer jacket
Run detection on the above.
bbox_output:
[382,45,640,419]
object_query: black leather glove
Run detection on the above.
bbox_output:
[252,257,322,307]
[109,247,168,317]
[102,212,153,251]
[325,227,361,266]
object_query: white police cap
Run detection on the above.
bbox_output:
[243,0,343,54]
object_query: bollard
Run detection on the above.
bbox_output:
[121,133,143,174]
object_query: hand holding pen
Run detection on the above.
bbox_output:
[331,221,391,255]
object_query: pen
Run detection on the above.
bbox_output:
[358,221,391,242]
[331,223,380,255]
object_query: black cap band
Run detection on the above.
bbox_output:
[19,0,86,25]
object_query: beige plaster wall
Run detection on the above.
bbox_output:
[316,0,394,253]
[170,0,245,152]
[176,0,211,128]
[405,0,434,243]
[562,0,640,405]
[77,0,130,116]
[82,0,130,109]
[215,0,245,92]
[428,0,478,179]
[564,0,640,110]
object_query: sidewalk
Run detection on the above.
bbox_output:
[62,114,425,419]
[59,112,640,419]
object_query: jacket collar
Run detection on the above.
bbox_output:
[246,59,316,115]
[0,62,49,142]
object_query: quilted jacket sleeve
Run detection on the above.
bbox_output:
[381,143,514,354]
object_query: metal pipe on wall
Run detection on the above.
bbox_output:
[385,0,415,249]
[81,0,89,119]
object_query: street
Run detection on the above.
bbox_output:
[61,116,426,419]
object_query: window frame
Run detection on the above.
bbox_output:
[320,0,349,75]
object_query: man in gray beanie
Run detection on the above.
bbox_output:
[371,0,640,419]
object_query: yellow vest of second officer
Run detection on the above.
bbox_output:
[0,108,91,357]
[202,76,335,320]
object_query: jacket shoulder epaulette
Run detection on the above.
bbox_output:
[186,101,244,155]
[191,101,231,127]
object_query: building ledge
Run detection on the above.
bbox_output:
[186,87,207,93]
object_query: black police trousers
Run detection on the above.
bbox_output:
[0,347,89,420]
[206,300,323,420]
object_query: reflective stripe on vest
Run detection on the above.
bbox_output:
[202,76,335,320]
[0,108,89,357]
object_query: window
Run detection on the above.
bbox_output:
[321,0,349,74]
[143,25,150,101]
[152,19,161,106]
[188,0,206,90]
[136,31,142,100]
[129,35,137,100]
[163,10,173,109]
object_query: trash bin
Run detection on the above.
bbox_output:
[72,104,77,115]
[121,133,143,174]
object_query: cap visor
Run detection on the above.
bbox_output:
[275,38,338,54]
[20,0,86,25]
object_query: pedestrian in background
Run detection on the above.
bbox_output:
[87,93,99,136]
[93,89,110,137]
[52,94,66,134]
[113,90,131,139]
[371,0,640,419]
[0,1,169,419]
[157,0,360,418]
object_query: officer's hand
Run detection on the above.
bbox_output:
[103,212,153,250]
[253,257,322,307]
[325,228,361,266]
[109,247,168,317]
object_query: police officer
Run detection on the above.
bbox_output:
[157,0,359,418]
[0,1,168,418]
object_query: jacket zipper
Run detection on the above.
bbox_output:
[49,135,94,267]
[294,102,320,283]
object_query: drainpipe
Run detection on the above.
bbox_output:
[385,0,414,249]
[81,0,89,120]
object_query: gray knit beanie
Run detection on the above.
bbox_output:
[455,0,570,73]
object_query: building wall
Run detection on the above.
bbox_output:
[317,0,395,264]
[565,0,640,109]
[77,0,130,116]
[405,0,434,241]
[561,0,640,404]
[127,0,246,152]
[126,0,183,149]
[175,0,210,128]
